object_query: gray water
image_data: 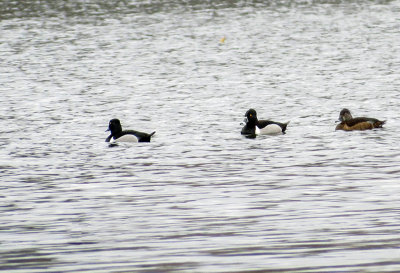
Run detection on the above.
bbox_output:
[1,1,400,272]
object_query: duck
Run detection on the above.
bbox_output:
[241,109,289,136]
[105,119,155,142]
[335,108,385,131]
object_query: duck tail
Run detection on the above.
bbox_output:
[374,120,385,128]
[149,131,156,137]
[281,121,290,133]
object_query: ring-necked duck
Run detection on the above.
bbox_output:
[105,119,155,142]
[335,108,385,131]
[241,109,289,136]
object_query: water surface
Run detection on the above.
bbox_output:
[1,0,400,272]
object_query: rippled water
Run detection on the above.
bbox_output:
[1,0,400,272]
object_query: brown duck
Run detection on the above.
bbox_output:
[335,108,385,131]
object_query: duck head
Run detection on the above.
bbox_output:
[338,108,353,122]
[244,108,258,125]
[106,119,123,134]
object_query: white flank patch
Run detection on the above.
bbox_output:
[257,124,283,135]
[112,134,139,143]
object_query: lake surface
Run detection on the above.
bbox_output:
[1,0,400,272]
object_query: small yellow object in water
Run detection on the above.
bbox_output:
[219,36,226,43]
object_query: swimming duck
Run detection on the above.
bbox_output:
[241,109,289,136]
[105,119,155,142]
[335,108,385,131]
